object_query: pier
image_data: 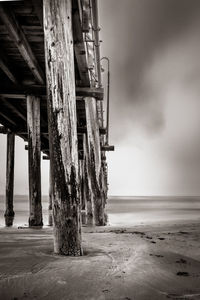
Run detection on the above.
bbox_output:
[0,0,114,255]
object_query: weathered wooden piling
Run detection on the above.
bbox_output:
[4,132,15,226]
[27,95,43,227]
[43,0,82,255]
[79,159,86,225]
[0,0,112,251]
[83,134,95,225]
[48,162,53,226]
[85,97,106,226]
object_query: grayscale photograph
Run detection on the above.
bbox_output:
[0,0,200,299]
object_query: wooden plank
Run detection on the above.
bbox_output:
[0,85,103,99]
[0,4,45,84]
[27,95,43,226]
[44,0,82,256]
[85,97,106,225]
[0,48,18,84]
[4,132,15,226]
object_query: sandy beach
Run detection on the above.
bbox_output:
[0,219,200,300]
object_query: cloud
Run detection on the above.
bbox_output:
[100,0,200,141]
[100,0,200,195]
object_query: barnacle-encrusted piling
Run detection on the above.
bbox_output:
[43,0,82,255]
[4,132,15,227]
[27,95,43,227]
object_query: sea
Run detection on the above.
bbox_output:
[0,195,200,227]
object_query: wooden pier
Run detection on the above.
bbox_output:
[0,0,113,255]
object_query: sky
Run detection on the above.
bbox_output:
[1,0,200,196]
[99,0,200,196]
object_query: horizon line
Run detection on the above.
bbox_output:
[0,194,200,197]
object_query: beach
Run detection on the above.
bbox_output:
[0,197,200,299]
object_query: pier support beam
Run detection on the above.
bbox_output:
[44,0,82,255]
[27,95,43,227]
[79,159,86,225]
[83,134,94,225]
[85,97,106,226]
[48,162,53,226]
[4,133,15,226]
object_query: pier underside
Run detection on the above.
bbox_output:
[0,0,113,255]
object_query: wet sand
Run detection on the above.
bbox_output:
[0,220,200,300]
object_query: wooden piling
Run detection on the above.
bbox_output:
[85,97,106,226]
[43,0,82,255]
[83,134,95,225]
[79,159,86,225]
[4,132,15,226]
[27,95,43,227]
[48,162,53,226]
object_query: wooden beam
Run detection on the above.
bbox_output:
[0,98,51,147]
[82,0,90,33]
[1,97,26,121]
[0,95,48,147]
[0,126,10,134]
[25,144,49,152]
[101,145,115,151]
[4,132,15,226]
[44,0,82,255]
[0,4,45,84]
[0,85,103,99]
[27,95,43,226]
[72,0,90,87]
[9,128,105,136]
[77,126,106,134]
[0,111,16,126]
[0,49,18,84]
[31,0,43,27]
[0,85,46,98]
[0,115,28,142]
[99,127,107,135]
[77,87,104,100]
[43,155,50,160]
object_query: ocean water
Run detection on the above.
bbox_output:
[107,196,200,226]
[0,195,200,227]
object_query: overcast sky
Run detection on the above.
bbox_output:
[100,0,200,196]
[1,0,200,196]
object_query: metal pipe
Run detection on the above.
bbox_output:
[91,0,104,130]
[91,0,102,87]
[101,57,110,145]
